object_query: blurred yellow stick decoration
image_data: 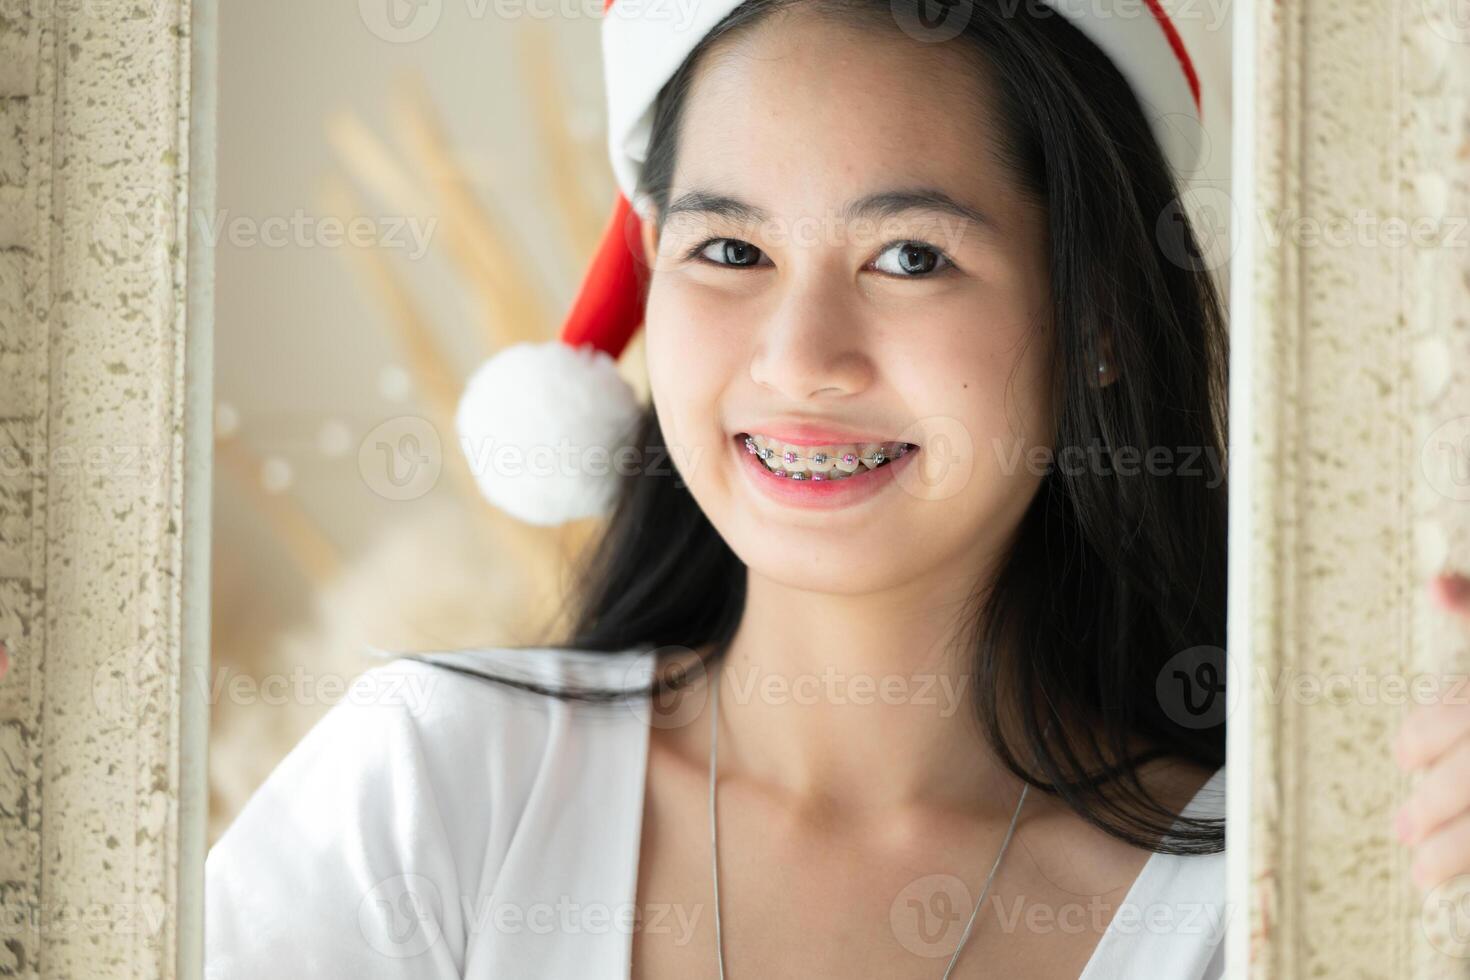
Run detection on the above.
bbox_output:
[517,18,613,268]
[211,49,643,849]
[390,75,555,350]
[315,172,555,573]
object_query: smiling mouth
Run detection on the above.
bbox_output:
[734,432,919,481]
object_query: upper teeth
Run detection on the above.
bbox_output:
[740,433,914,479]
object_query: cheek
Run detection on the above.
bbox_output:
[643,284,743,450]
[893,311,1053,496]
[907,302,1049,409]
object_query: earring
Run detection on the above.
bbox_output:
[1097,360,1108,376]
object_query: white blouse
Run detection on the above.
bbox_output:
[205,645,1229,979]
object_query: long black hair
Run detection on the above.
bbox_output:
[409,0,1228,856]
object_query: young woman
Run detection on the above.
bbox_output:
[202,0,1470,975]
[207,1,1231,977]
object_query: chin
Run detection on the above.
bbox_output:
[734,521,950,594]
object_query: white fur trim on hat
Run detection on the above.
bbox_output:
[602,0,1204,200]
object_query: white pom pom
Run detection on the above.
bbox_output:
[455,341,641,526]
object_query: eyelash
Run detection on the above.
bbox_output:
[681,236,958,278]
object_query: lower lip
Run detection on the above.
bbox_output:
[732,434,920,510]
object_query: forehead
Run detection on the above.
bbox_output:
[671,10,1019,215]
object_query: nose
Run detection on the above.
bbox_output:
[748,276,876,400]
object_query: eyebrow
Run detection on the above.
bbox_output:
[663,188,995,232]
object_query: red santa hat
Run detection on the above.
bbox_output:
[456,0,1205,526]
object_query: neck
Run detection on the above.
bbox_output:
[706,567,1020,821]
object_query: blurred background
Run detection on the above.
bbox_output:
[208,0,648,844]
[209,0,1232,844]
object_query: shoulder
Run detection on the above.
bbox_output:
[1123,766,1228,974]
[205,644,658,978]
[367,643,664,778]
[220,643,660,815]
[1080,765,1230,980]
[256,643,663,815]
[1144,762,1227,885]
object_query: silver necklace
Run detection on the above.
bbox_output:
[706,662,1030,979]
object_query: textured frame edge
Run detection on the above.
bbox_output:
[178,0,216,975]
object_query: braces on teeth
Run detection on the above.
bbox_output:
[742,435,912,480]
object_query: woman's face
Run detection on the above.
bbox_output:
[641,10,1057,597]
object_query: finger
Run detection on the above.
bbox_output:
[1429,572,1470,617]
[1411,809,1470,890]
[1394,696,1470,770]
[1398,736,1470,845]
